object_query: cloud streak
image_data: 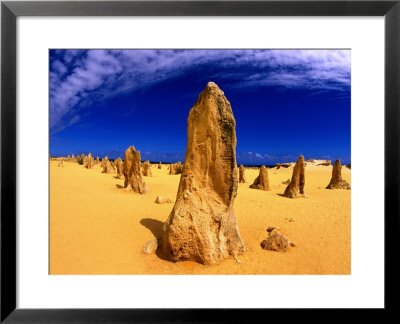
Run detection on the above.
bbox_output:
[50,49,350,133]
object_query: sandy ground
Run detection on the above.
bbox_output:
[50,161,351,275]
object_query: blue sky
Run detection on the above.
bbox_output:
[49,49,351,165]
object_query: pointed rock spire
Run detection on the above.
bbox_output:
[326,159,350,189]
[283,155,306,198]
[161,82,245,265]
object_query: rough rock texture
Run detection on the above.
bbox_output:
[326,159,351,189]
[158,162,162,169]
[261,227,295,252]
[155,195,173,204]
[261,234,290,252]
[249,165,270,191]
[238,165,247,183]
[169,162,183,175]
[114,157,124,179]
[161,82,245,265]
[58,158,64,167]
[282,179,290,185]
[102,156,115,174]
[142,160,152,177]
[123,146,148,194]
[283,155,306,198]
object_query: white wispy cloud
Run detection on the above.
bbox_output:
[50,49,350,133]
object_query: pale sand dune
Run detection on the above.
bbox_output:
[50,161,351,274]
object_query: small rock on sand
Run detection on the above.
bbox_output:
[261,233,290,252]
[155,195,173,204]
[142,239,158,254]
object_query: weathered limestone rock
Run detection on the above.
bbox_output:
[158,162,162,169]
[86,153,94,169]
[114,157,124,179]
[283,155,306,198]
[261,227,295,252]
[168,162,182,175]
[95,156,100,165]
[123,146,148,194]
[102,156,115,174]
[161,82,245,265]
[238,164,247,183]
[142,160,152,177]
[71,154,75,159]
[67,155,70,161]
[261,234,290,252]
[326,159,351,189]
[58,158,64,167]
[249,165,270,191]
[155,195,173,204]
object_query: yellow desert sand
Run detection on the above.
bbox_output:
[50,160,351,275]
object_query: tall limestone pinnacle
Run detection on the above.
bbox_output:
[283,155,307,198]
[161,82,245,265]
[249,165,270,191]
[326,159,351,189]
[123,146,148,194]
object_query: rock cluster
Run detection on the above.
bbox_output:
[283,155,306,198]
[102,156,115,174]
[161,82,245,265]
[123,146,148,194]
[249,165,270,191]
[326,159,351,189]
[168,162,183,175]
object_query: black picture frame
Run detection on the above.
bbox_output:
[1,0,399,322]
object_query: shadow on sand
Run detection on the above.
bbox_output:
[140,218,164,238]
[140,218,170,261]
[115,184,124,189]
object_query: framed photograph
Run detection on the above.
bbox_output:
[1,0,399,321]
